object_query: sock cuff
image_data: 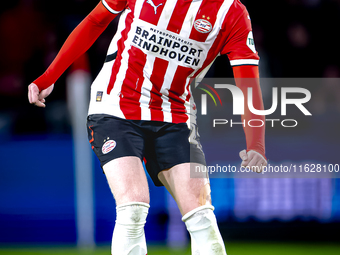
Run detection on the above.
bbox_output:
[116,202,150,210]
[182,204,215,222]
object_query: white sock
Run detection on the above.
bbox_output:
[111,202,150,255]
[182,205,227,255]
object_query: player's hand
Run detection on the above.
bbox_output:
[239,149,267,173]
[28,83,54,108]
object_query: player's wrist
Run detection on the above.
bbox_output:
[33,73,52,92]
[246,148,267,161]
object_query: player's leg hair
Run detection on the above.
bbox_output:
[104,156,150,255]
[158,163,227,255]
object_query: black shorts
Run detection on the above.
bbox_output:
[86,114,206,186]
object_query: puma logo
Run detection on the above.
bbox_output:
[146,0,163,14]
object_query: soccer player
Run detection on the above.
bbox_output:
[28,0,267,254]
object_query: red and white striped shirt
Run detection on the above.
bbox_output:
[88,0,259,123]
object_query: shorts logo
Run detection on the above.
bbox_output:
[194,19,212,34]
[102,140,116,154]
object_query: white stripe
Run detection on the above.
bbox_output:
[180,77,191,102]
[162,97,172,122]
[139,55,155,120]
[229,59,259,66]
[102,0,122,14]
[106,9,127,55]
[157,0,178,29]
[88,59,126,118]
[140,82,152,121]
[181,77,194,120]
[161,61,178,123]
[179,1,202,37]
[134,0,146,18]
[206,0,234,42]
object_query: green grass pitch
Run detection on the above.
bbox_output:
[0,242,339,255]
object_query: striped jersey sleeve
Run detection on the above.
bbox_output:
[220,3,259,66]
[102,0,127,14]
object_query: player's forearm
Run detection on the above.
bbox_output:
[34,2,117,91]
[241,112,265,157]
[233,65,266,158]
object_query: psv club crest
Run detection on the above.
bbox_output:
[102,139,116,154]
[194,19,212,34]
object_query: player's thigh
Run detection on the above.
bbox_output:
[104,156,150,205]
[158,163,211,215]
[87,114,149,205]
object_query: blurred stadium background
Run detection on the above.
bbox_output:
[0,0,340,254]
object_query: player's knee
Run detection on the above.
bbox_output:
[116,202,150,224]
[116,202,150,237]
[112,202,149,254]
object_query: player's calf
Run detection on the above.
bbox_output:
[183,205,227,255]
[111,202,149,255]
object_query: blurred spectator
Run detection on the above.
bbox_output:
[0,0,52,135]
[0,0,48,100]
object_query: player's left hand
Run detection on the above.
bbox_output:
[239,149,267,173]
[28,83,54,108]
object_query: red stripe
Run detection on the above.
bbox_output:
[169,66,194,123]
[120,46,147,120]
[189,0,224,42]
[166,0,192,34]
[149,57,169,121]
[107,11,133,95]
[139,0,165,26]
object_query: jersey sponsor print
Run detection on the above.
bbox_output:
[88,0,259,124]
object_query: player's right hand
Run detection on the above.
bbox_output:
[239,149,267,173]
[28,83,54,108]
